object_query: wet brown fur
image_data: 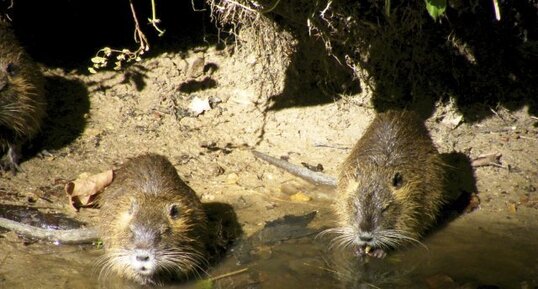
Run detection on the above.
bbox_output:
[0,21,46,171]
[98,153,208,285]
[335,110,446,250]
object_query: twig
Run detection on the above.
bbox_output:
[320,0,332,19]
[128,0,150,52]
[210,268,249,281]
[302,262,339,275]
[191,0,207,11]
[519,136,538,141]
[471,152,502,167]
[222,0,256,13]
[531,116,538,121]
[489,107,505,122]
[478,127,514,134]
[313,143,350,150]
[0,217,98,244]
[259,0,282,14]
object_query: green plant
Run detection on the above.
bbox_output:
[88,0,165,73]
[425,0,446,21]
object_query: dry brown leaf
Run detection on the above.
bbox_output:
[65,170,114,211]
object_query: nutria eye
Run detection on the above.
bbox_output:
[6,63,16,76]
[169,204,181,219]
[392,172,403,188]
[381,203,390,213]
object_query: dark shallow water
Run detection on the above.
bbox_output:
[205,210,538,289]
[1,209,537,289]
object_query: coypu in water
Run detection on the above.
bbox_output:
[0,21,46,174]
[254,110,448,258]
[0,153,209,285]
[97,153,208,285]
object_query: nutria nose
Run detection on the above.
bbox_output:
[359,235,373,242]
[136,255,150,262]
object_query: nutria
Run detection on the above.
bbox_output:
[0,21,46,174]
[0,153,208,285]
[254,110,448,258]
[97,153,208,285]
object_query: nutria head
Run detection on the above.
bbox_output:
[326,111,446,258]
[97,154,208,285]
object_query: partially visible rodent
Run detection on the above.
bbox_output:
[0,21,46,174]
[97,153,208,285]
[0,153,209,285]
[254,110,448,258]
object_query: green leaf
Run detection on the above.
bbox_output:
[425,0,447,21]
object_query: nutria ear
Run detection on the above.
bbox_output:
[168,204,181,219]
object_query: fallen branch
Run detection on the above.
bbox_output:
[210,268,249,281]
[471,153,502,167]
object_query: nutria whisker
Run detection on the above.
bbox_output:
[321,227,358,250]
[159,248,208,278]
